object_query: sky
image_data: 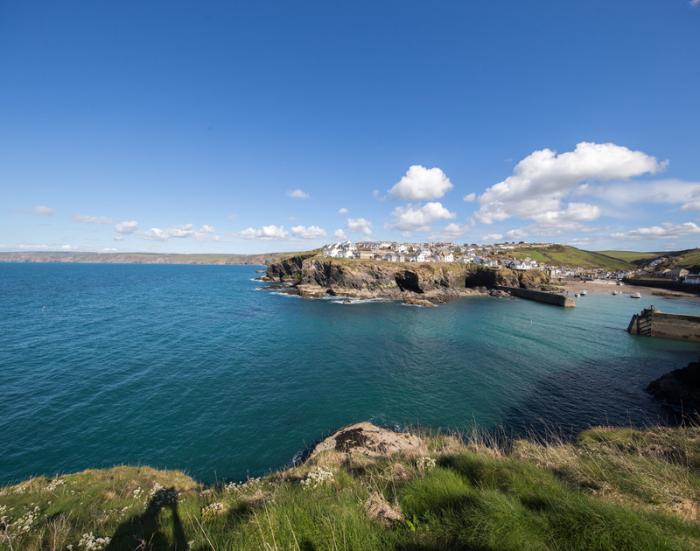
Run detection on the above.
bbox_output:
[1,0,699,254]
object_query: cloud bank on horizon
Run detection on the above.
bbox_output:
[7,141,700,253]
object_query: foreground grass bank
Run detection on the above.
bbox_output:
[1,423,698,550]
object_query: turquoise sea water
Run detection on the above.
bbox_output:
[1,263,699,485]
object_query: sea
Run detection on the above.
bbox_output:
[1,262,699,485]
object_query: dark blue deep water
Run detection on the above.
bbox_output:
[1,263,699,485]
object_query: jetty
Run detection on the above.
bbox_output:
[498,286,576,308]
[627,307,700,342]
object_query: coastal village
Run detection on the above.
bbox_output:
[321,240,700,284]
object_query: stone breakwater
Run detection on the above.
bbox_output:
[263,254,551,305]
[628,307,700,342]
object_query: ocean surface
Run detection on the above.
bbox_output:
[1,263,699,485]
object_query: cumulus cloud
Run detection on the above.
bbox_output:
[287,189,310,199]
[347,217,373,235]
[463,192,477,202]
[143,224,218,241]
[389,165,453,200]
[474,142,664,227]
[114,220,138,235]
[338,207,348,214]
[334,228,347,240]
[388,202,455,232]
[33,205,53,216]
[482,233,503,242]
[75,214,113,224]
[612,222,700,240]
[239,225,289,240]
[290,225,327,239]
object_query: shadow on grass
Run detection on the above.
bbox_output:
[106,487,187,551]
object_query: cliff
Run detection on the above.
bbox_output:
[2,423,698,550]
[265,255,551,304]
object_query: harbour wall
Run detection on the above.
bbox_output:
[628,308,700,342]
[498,286,576,308]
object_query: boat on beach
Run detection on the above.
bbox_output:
[631,292,641,299]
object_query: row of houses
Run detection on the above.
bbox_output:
[322,241,544,269]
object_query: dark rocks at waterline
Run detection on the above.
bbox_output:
[647,358,700,413]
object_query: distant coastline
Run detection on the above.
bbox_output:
[0,251,299,266]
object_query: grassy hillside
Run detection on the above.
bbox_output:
[1,424,698,550]
[668,249,700,271]
[599,250,662,264]
[601,249,700,271]
[508,245,634,270]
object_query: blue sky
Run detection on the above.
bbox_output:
[1,0,699,253]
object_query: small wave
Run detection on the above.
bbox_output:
[330,298,392,305]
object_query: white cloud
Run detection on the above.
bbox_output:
[388,202,455,232]
[613,222,700,240]
[692,0,700,6]
[463,192,477,202]
[290,225,327,239]
[334,229,347,240]
[433,223,469,240]
[506,228,529,240]
[239,225,289,240]
[101,248,119,252]
[347,217,373,235]
[338,207,349,214]
[578,179,700,211]
[474,142,664,227]
[287,189,310,199]
[33,205,53,216]
[482,233,503,242]
[74,214,113,224]
[389,165,453,200]
[143,224,219,241]
[115,220,139,235]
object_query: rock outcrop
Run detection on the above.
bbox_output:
[307,422,427,467]
[265,255,550,305]
[265,254,314,282]
[647,358,700,412]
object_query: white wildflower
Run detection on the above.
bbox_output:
[300,468,335,489]
[78,532,111,550]
[46,477,65,492]
[201,501,226,521]
[148,482,164,499]
[416,456,436,473]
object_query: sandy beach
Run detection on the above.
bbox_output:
[559,279,700,301]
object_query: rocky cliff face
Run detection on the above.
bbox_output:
[266,255,550,304]
[265,254,315,282]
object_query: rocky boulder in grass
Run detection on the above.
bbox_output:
[307,422,427,466]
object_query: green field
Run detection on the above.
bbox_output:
[508,245,634,270]
[599,250,662,264]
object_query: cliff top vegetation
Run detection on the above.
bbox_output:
[1,423,698,550]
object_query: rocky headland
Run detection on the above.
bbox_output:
[647,358,700,413]
[263,253,552,305]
